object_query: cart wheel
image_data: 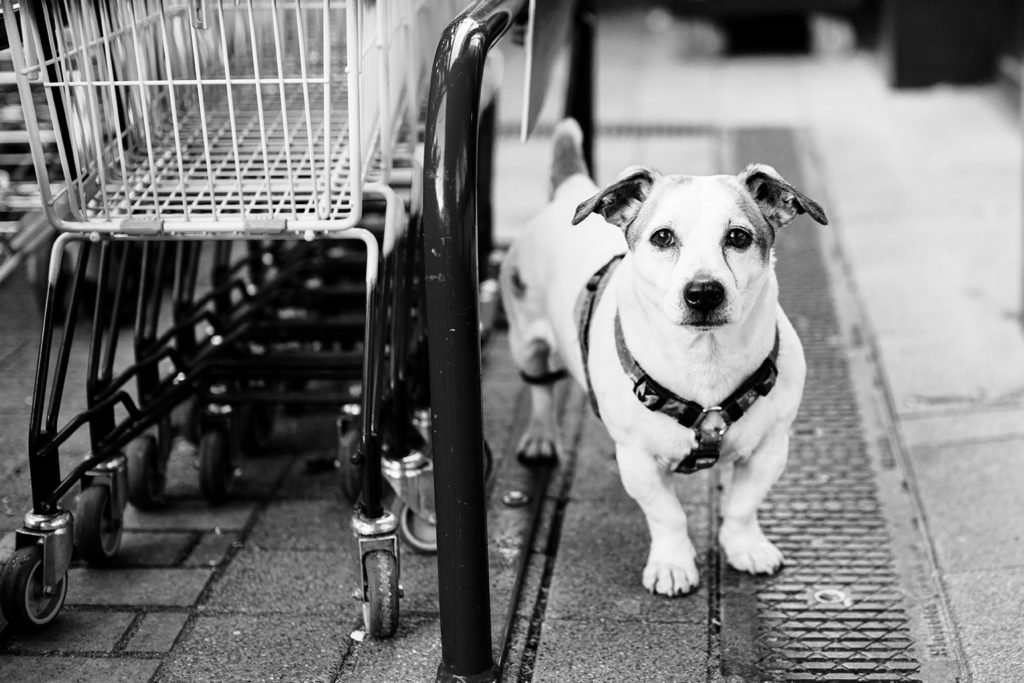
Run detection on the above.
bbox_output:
[126,435,165,510]
[338,421,362,503]
[0,546,68,630]
[75,485,122,565]
[199,429,234,505]
[397,503,436,554]
[362,549,399,639]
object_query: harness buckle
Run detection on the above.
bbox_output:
[676,407,727,475]
[693,405,728,437]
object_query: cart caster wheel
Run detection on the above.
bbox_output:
[338,416,362,503]
[0,546,68,630]
[199,430,235,505]
[397,503,436,554]
[126,435,165,510]
[75,485,123,565]
[362,549,399,639]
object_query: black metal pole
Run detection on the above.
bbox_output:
[421,2,526,680]
[565,0,596,175]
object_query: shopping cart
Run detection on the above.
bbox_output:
[0,0,449,639]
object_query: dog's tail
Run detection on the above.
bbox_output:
[550,118,589,197]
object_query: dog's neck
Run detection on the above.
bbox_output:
[616,260,779,408]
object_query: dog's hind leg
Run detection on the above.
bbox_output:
[513,338,564,462]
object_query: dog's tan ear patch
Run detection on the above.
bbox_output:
[572,167,658,229]
[739,164,828,229]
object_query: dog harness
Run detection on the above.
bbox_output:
[575,254,782,474]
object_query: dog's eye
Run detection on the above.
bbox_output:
[650,228,675,249]
[726,228,753,250]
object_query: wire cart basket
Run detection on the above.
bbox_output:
[0,0,458,638]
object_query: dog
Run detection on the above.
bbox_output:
[499,119,827,596]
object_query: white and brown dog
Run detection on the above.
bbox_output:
[500,119,827,596]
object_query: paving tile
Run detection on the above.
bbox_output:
[340,613,442,683]
[67,568,212,607]
[2,610,134,653]
[157,614,345,682]
[0,655,160,682]
[125,612,190,653]
[945,570,1024,683]
[912,438,1024,573]
[248,499,352,551]
[545,499,710,623]
[183,532,237,568]
[123,499,256,532]
[116,532,195,567]
[901,406,1024,448]
[274,450,348,500]
[532,617,707,682]
[204,548,355,614]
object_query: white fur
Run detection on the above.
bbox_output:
[500,127,811,595]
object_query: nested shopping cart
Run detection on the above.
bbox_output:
[0,0,455,639]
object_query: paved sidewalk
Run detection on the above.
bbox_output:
[1,6,1022,682]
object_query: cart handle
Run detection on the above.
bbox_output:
[421,1,528,681]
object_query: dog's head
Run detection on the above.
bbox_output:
[572,164,827,329]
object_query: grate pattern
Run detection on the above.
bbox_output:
[730,128,923,681]
[80,84,360,222]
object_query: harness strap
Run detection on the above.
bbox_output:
[520,368,570,385]
[575,254,626,418]
[613,314,780,429]
[614,311,781,473]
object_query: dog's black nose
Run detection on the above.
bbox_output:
[683,280,725,312]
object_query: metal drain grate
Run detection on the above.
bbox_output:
[720,128,926,682]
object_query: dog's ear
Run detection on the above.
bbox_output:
[572,166,659,229]
[739,164,828,229]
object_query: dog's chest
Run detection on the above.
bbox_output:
[585,300,785,465]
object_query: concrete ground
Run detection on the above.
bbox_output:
[0,6,1022,682]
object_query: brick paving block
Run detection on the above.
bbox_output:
[945,569,1024,683]
[157,613,344,682]
[532,617,707,681]
[545,499,710,624]
[67,568,213,607]
[231,453,293,498]
[340,613,441,683]
[204,548,356,614]
[913,439,1024,573]
[395,548,440,614]
[125,612,190,653]
[0,655,160,682]
[248,499,351,551]
[123,499,256,532]
[2,610,135,653]
[116,532,194,567]
[183,532,236,568]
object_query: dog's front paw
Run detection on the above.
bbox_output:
[516,422,561,463]
[719,523,784,575]
[642,543,700,596]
